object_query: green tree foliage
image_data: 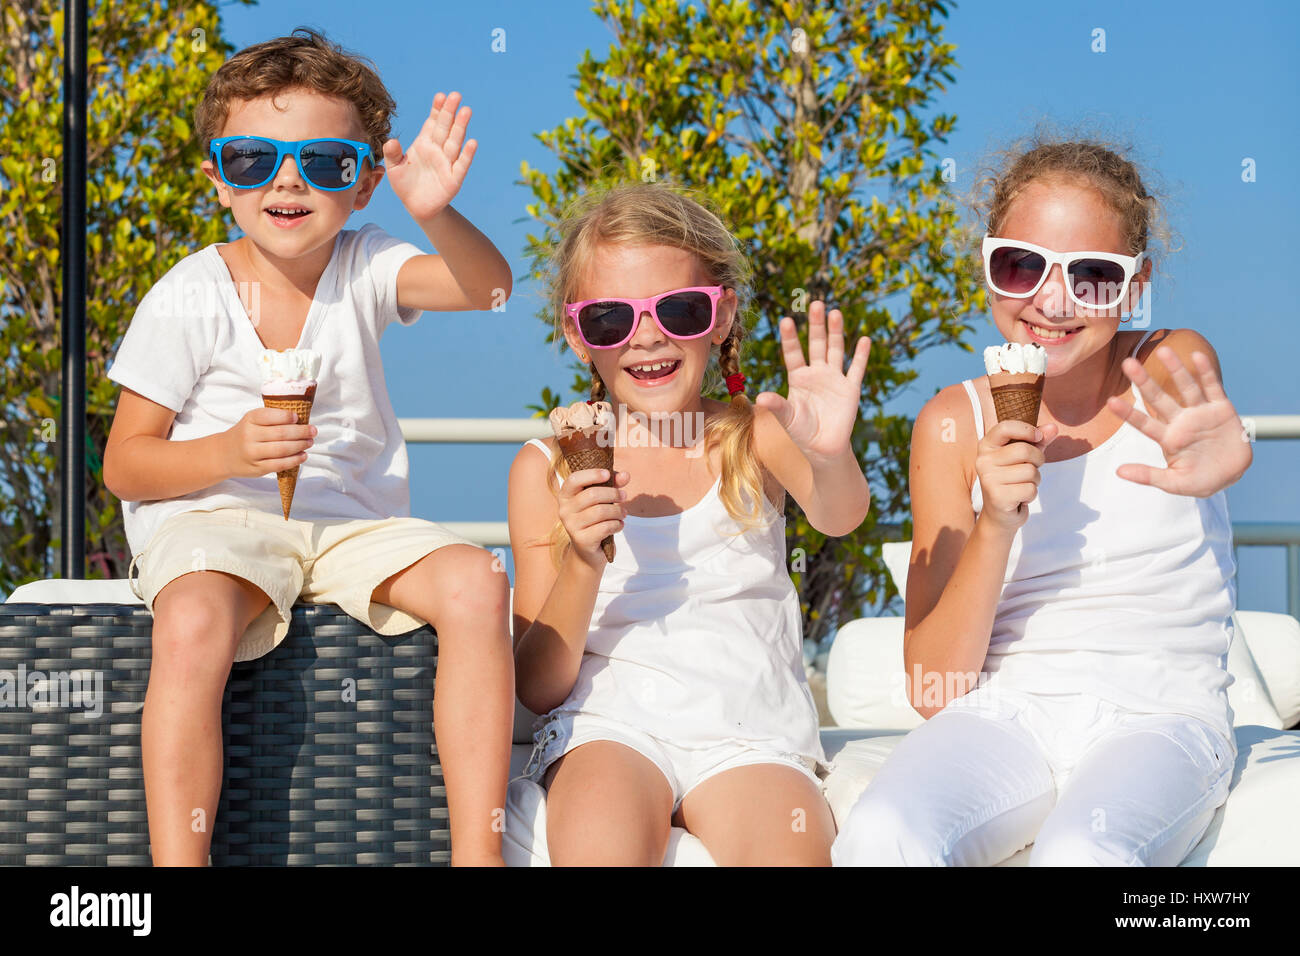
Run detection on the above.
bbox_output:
[0,0,249,593]
[522,0,984,642]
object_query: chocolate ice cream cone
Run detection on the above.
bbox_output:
[557,427,616,562]
[262,384,316,520]
[989,373,1044,426]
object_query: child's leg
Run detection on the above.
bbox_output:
[674,762,835,866]
[371,545,512,865]
[543,742,675,865]
[143,571,271,865]
[1029,718,1232,866]
[832,709,1056,866]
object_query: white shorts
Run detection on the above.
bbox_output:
[523,711,824,813]
[832,681,1235,866]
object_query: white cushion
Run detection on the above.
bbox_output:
[820,729,907,828]
[881,541,912,601]
[6,578,142,604]
[828,613,1285,733]
[1177,726,1300,865]
[825,617,923,732]
[1226,614,1283,729]
[1236,611,1300,729]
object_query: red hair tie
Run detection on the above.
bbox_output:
[725,373,746,396]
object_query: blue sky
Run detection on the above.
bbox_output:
[209,0,1299,613]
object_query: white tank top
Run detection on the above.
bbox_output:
[524,439,825,765]
[961,330,1236,741]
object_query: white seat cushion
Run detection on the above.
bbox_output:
[825,617,923,732]
[6,578,142,604]
[1236,611,1300,729]
[827,612,1288,732]
[1180,725,1300,865]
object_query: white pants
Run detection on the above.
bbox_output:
[832,683,1234,866]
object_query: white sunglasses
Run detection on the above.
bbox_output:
[982,236,1147,311]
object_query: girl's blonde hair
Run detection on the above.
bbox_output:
[542,181,766,565]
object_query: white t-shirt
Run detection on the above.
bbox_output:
[107,223,425,557]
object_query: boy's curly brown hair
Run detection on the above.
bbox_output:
[194,28,396,155]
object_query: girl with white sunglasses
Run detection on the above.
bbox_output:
[834,139,1252,866]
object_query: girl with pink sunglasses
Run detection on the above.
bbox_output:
[507,182,871,865]
[834,138,1252,866]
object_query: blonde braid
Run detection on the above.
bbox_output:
[590,366,607,403]
[718,323,747,406]
[703,317,769,530]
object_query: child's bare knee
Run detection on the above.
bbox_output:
[439,548,508,617]
[151,593,242,670]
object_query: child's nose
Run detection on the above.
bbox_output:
[630,308,666,346]
[271,154,305,188]
[1033,263,1074,318]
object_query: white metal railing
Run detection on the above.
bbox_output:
[404,415,1300,617]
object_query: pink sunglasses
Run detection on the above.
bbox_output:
[565,285,727,350]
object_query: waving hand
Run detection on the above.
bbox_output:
[754,301,870,465]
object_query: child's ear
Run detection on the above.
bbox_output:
[200,159,233,209]
[713,287,738,344]
[350,163,385,211]
[560,321,588,362]
[1126,257,1154,313]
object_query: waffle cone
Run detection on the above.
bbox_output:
[556,428,616,562]
[989,374,1044,426]
[262,389,315,520]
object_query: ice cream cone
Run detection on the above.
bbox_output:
[262,384,316,520]
[556,427,616,562]
[989,373,1044,426]
[983,342,1047,427]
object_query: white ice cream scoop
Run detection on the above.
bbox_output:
[258,348,322,384]
[983,342,1047,376]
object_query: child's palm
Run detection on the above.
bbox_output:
[755,303,870,464]
[384,91,476,220]
[1109,347,1252,497]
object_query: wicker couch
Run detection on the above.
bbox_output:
[0,581,447,866]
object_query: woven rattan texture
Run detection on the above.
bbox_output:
[0,603,447,866]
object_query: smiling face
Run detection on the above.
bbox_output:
[563,243,736,419]
[201,87,384,267]
[988,176,1151,377]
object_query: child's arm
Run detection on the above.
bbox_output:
[898,387,1055,718]
[381,91,512,313]
[103,388,315,502]
[752,302,871,536]
[507,441,630,714]
[1108,329,1252,497]
[396,207,512,312]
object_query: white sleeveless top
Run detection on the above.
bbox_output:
[524,439,825,766]
[961,331,1237,742]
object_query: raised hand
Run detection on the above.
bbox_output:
[754,301,870,465]
[382,91,477,222]
[1107,345,1252,497]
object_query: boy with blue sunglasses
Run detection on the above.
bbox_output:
[102,29,514,866]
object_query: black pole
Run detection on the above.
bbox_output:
[60,0,87,579]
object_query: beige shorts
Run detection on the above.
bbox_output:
[127,507,482,662]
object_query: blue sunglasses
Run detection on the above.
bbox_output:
[209,135,374,191]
